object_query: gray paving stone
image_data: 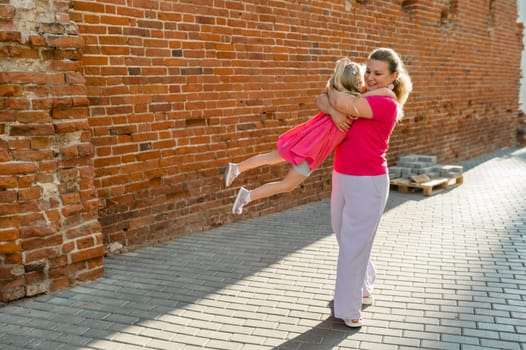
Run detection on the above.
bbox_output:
[441,334,480,346]
[30,340,68,350]
[0,345,33,350]
[0,334,31,347]
[462,328,500,340]
[382,335,420,347]
[358,343,397,350]
[1,147,525,349]
[480,338,522,350]
[421,340,460,349]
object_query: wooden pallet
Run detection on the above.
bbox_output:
[390,175,463,196]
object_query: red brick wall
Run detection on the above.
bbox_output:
[71,0,521,250]
[0,0,522,301]
[0,1,103,302]
[389,0,521,161]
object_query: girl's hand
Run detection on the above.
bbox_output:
[330,110,353,132]
[328,87,374,119]
[316,92,352,132]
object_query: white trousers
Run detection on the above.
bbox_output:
[331,171,389,320]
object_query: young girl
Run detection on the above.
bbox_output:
[225,58,395,214]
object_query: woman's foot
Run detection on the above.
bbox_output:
[225,163,240,187]
[232,187,251,214]
[344,318,363,328]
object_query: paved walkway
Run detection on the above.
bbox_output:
[1,147,525,350]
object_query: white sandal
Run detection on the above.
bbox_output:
[344,318,363,328]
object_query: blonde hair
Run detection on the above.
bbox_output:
[327,58,363,97]
[369,47,412,118]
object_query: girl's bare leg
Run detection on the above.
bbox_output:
[232,167,307,214]
[238,150,284,173]
[250,167,307,201]
[226,150,284,187]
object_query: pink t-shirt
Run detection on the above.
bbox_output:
[333,95,398,176]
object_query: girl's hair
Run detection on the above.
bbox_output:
[369,47,413,117]
[327,58,363,97]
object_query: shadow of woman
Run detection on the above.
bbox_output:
[272,315,362,350]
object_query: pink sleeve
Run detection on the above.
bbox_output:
[364,95,398,121]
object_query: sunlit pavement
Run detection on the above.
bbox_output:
[1,147,525,350]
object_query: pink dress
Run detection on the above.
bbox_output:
[277,112,346,171]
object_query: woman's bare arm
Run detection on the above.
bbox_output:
[328,89,374,119]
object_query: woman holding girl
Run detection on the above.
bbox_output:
[225,57,394,215]
[316,47,412,328]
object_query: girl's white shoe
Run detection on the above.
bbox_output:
[225,163,240,187]
[232,187,250,214]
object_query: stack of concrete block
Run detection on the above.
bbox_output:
[389,154,463,180]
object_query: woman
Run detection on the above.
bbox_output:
[316,47,412,328]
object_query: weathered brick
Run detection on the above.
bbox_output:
[62,204,84,217]
[20,224,55,239]
[49,276,71,292]
[11,149,52,161]
[0,227,19,241]
[70,245,105,263]
[0,265,23,279]
[0,277,25,302]
[45,34,84,48]
[0,241,22,254]
[22,234,63,251]
[38,23,66,35]
[28,35,46,46]
[24,270,46,285]
[0,4,16,20]
[18,187,41,201]
[76,236,94,249]
[77,266,104,281]
[10,124,55,136]
[0,85,19,96]
[0,202,18,215]
[0,176,18,187]
[25,247,60,264]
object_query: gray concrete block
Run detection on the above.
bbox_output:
[398,154,420,163]
[388,166,403,178]
[438,165,464,177]
[417,155,438,163]
[401,168,413,177]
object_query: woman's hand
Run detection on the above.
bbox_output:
[316,92,352,132]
